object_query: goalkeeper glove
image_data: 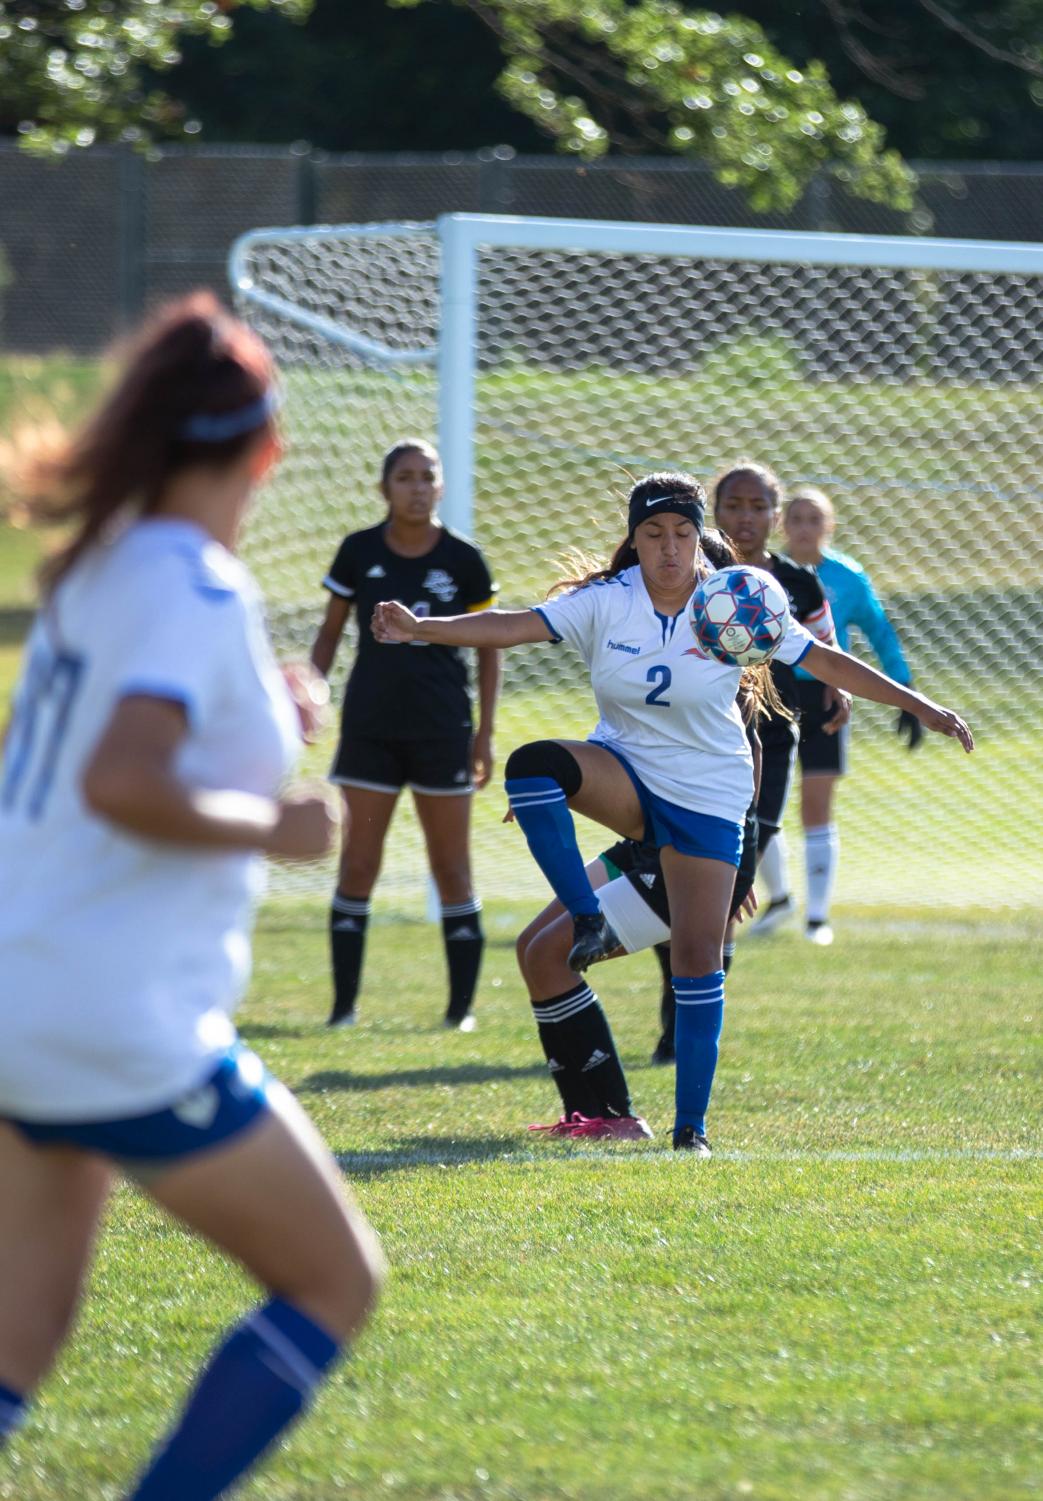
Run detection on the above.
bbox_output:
[896,707,923,750]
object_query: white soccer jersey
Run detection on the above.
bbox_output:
[0,519,300,1121]
[534,566,815,824]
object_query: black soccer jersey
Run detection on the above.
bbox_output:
[765,552,834,715]
[324,523,497,740]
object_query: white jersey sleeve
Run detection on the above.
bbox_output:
[773,615,816,668]
[532,579,613,664]
[111,540,252,728]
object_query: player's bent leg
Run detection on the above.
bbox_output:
[147,1083,383,1338]
[129,1086,384,1501]
[328,785,400,1026]
[505,741,643,971]
[516,859,609,992]
[0,1123,112,1404]
[522,896,649,1138]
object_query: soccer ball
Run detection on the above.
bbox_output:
[688,565,790,667]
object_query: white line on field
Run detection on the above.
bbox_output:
[335,1146,1042,1172]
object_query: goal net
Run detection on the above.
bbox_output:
[231,215,1043,915]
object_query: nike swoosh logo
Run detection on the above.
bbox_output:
[645,495,672,507]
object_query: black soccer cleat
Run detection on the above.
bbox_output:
[566,912,619,972]
[673,1125,712,1157]
[650,1034,676,1067]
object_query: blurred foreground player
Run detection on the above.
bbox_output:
[0,294,383,1500]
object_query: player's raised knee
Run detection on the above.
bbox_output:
[504,740,583,796]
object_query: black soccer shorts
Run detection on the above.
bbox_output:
[330,733,473,795]
[796,677,849,777]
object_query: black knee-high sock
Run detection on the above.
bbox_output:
[329,892,370,1020]
[531,983,632,1119]
[442,898,484,1020]
[654,942,675,1042]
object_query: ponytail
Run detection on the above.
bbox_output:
[18,292,275,593]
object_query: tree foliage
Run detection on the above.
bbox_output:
[389,0,914,211]
[744,0,1043,161]
[0,0,312,155]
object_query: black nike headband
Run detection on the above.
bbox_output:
[628,491,705,538]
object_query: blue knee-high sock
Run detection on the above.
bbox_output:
[505,777,599,917]
[0,1381,26,1446]
[673,971,725,1138]
[128,1297,341,1501]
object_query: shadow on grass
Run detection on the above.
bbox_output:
[298,1061,547,1093]
[335,1134,521,1177]
[238,1021,313,1042]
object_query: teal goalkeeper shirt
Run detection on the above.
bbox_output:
[794,548,912,685]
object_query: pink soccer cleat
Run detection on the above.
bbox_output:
[527,1112,587,1136]
[566,1114,654,1141]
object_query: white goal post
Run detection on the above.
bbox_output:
[230,213,1043,914]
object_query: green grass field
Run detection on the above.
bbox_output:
[1,905,1039,1501]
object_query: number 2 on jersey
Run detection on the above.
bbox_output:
[644,664,672,707]
[1,645,85,819]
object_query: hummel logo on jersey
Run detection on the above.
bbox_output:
[366,564,386,578]
[172,1084,220,1131]
[639,872,656,889]
[423,568,457,602]
[581,1049,611,1072]
[607,639,640,655]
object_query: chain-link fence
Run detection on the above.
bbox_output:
[236,217,1043,912]
[6,141,1043,354]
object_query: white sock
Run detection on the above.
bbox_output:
[804,823,839,924]
[759,831,790,904]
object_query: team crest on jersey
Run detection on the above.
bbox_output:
[423,568,457,602]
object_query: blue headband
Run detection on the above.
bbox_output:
[179,388,279,443]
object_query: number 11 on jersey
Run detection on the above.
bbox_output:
[2,645,85,819]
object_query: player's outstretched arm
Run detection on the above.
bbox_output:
[372,601,553,648]
[83,697,337,857]
[802,643,974,752]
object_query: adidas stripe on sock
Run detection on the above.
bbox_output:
[329,893,371,1017]
[531,983,631,1118]
[442,897,484,1020]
